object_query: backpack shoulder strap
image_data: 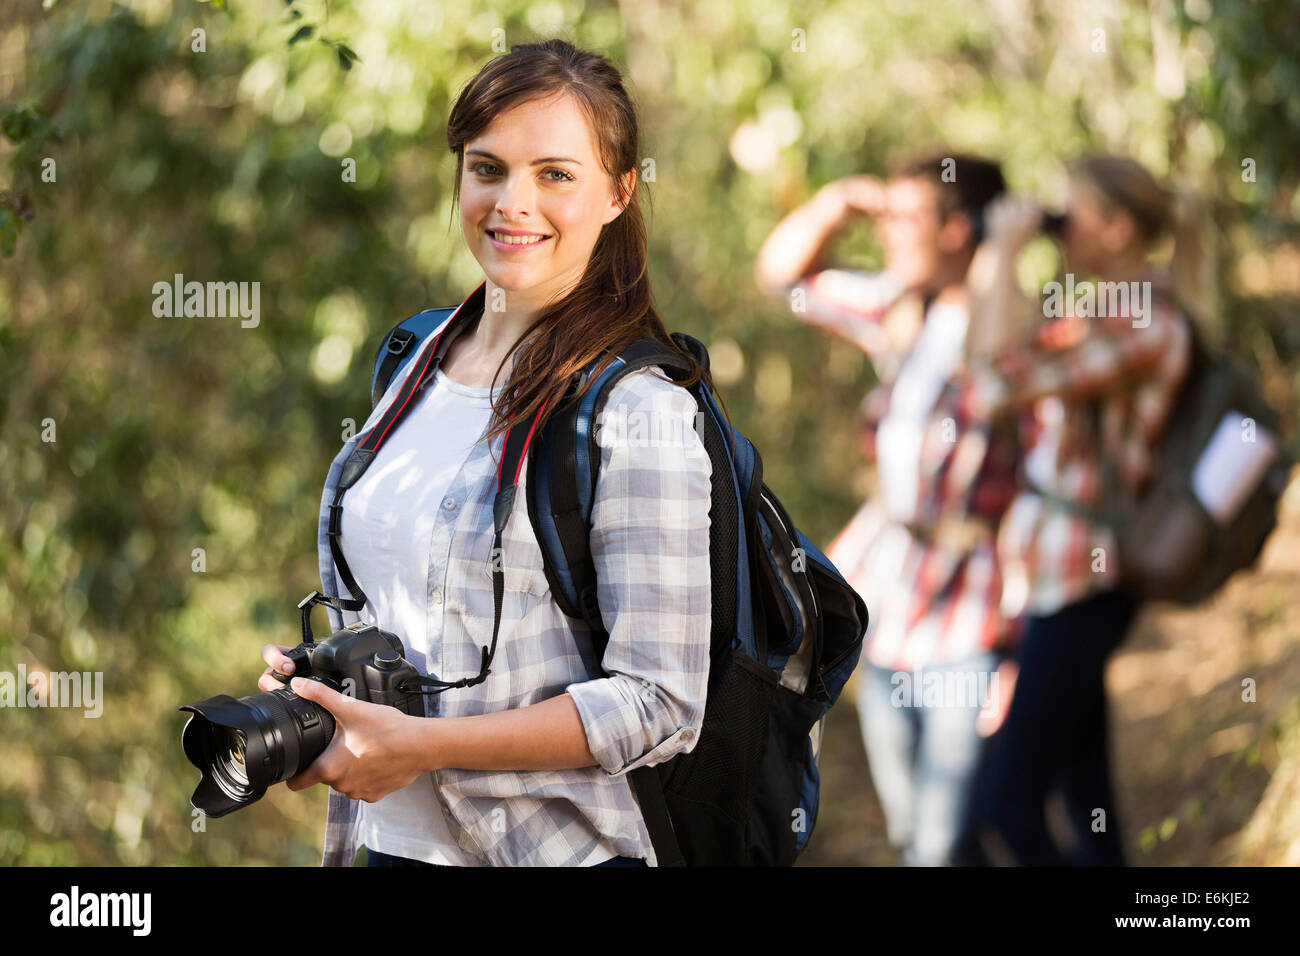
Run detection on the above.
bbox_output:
[1148,285,1214,374]
[527,337,696,631]
[371,307,458,408]
[524,336,697,869]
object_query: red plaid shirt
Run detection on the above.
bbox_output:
[957,272,1193,617]
[786,268,1018,670]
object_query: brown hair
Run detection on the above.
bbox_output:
[1068,154,1208,315]
[445,39,722,448]
[893,153,1006,247]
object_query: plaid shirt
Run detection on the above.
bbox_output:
[957,274,1193,617]
[785,269,1016,671]
[315,348,712,866]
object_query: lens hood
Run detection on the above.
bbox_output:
[180,695,269,818]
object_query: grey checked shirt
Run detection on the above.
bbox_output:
[315,348,713,866]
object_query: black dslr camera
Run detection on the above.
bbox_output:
[968,208,1068,243]
[180,604,423,818]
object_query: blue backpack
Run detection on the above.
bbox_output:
[365,290,868,865]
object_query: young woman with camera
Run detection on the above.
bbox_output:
[960,155,1201,864]
[256,40,715,867]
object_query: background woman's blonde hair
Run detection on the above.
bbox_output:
[1069,154,1217,337]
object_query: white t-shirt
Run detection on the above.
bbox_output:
[342,366,500,865]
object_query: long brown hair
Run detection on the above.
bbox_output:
[446,39,723,448]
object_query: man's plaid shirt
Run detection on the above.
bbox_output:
[955,273,1193,617]
[785,268,1018,671]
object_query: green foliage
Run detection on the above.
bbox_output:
[1,0,1296,865]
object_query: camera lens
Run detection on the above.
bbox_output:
[223,726,247,769]
[179,687,336,817]
[212,727,251,800]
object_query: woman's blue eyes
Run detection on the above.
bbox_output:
[470,163,574,183]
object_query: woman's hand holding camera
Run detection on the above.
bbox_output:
[257,643,429,804]
[982,194,1045,254]
[258,643,296,691]
[965,194,1049,360]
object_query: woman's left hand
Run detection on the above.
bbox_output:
[284,678,430,802]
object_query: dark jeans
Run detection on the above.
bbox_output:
[363,847,647,868]
[975,588,1137,866]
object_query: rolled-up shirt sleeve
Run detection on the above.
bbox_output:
[782,268,904,360]
[564,367,713,777]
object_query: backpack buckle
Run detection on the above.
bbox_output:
[564,369,589,400]
[386,328,416,355]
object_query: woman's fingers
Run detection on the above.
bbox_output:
[261,642,295,671]
[258,644,296,692]
[985,195,1043,250]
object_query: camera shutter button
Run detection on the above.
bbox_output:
[373,649,402,670]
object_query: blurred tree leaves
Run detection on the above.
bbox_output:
[0,0,1295,865]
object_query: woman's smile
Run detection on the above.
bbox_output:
[485,227,554,252]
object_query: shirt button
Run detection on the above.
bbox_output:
[681,729,695,743]
[430,588,443,605]
[443,496,457,511]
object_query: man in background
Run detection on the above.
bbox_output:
[755,154,1016,865]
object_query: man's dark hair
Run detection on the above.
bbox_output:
[893,153,1006,244]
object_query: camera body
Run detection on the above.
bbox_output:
[966,208,1069,243]
[273,621,425,716]
[180,621,423,818]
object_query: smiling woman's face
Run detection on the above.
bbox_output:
[460,92,631,302]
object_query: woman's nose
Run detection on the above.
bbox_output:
[495,176,536,222]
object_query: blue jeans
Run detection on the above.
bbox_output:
[856,650,1000,866]
[364,847,647,868]
[974,589,1137,865]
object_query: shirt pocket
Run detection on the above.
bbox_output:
[459,517,553,628]
[498,513,553,600]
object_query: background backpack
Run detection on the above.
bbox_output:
[1027,296,1290,605]
[369,298,869,866]
[1111,317,1290,604]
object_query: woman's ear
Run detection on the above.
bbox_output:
[602,169,637,225]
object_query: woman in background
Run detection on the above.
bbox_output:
[961,155,1201,865]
